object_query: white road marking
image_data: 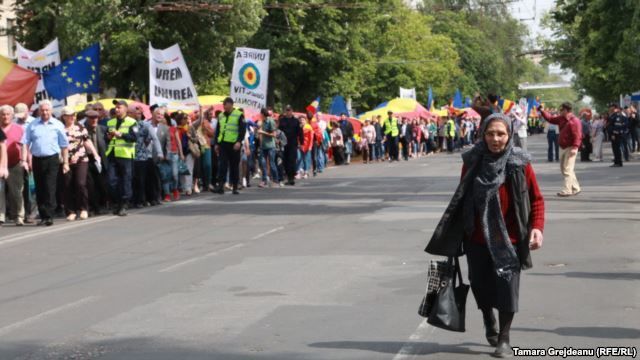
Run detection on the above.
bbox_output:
[335,181,355,187]
[158,243,245,273]
[392,321,435,360]
[0,216,117,248]
[0,295,100,337]
[0,193,218,248]
[251,226,285,240]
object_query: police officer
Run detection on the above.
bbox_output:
[383,111,400,162]
[445,117,456,153]
[607,103,628,168]
[105,100,138,216]
[214,97,246,195]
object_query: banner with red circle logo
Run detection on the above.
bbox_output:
[230,47,269,111]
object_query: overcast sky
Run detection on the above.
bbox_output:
[509,0,556,40]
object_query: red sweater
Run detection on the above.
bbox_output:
[300,124,314,153]
[541,110,582,149]
[462,163,545,245]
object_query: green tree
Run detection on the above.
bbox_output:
[12,0,264,98]
[544,0,640,107]
[424,7,529,100]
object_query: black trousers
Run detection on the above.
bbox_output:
[22,169,34,219]
[87,160,108,212]
[283,144,298,182]
[217,142,240,187]
[133,160,148,205]
[465,241,520,313]
[580,135,592,161]
[32,155,60,220]
[386,135,399,160]
[107,157,133,206]
[211,145,219,187]
[146,159,162,203]
[612,136,623,165]
[400,137,410,160]
[63,162,89,213]
[332,146,345,165]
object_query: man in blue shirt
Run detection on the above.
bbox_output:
[20,100,69,226]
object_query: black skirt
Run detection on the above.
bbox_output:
[465,241,520,312]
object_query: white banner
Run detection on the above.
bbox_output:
[149,43,199,111]
[400,87,416,100]
[16,39,65,109]
[230,47,270,111]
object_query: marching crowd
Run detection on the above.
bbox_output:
[0,96,637,227]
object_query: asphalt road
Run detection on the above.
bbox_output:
[0,135,638,360]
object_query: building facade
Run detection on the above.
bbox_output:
[0,0,17,58]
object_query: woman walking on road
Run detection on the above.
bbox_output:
[425,113,545,358]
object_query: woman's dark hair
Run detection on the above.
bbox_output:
[214,110,222,118]
[261,108,270,117]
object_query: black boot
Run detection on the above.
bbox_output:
[232,185,239,195]
[482,308,499,346]
[493,311,514,358]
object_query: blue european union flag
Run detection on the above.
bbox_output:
[43,44,100,100]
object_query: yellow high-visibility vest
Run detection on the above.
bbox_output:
[106,116,137,159]
[217,109,243,144]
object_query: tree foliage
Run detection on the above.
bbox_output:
[12,0,264,97]
[544,0,640,107]
[11,0,538,112]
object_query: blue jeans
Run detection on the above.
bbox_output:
[300,150,311,172]
[200,148,212,189]
[374,141,383,160]
[547,131,559,161]
[260,148,278,182]
[166,152,179,192]
[316,146,325,172]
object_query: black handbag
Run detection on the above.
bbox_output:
[420,256,469,332]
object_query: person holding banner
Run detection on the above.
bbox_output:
[214,97,246,195]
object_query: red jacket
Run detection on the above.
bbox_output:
[462,163,545,245]
[300,124,314,152]
[311,120,323,146]
[541,110,582,149]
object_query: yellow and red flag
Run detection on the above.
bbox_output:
[0,55,39,106]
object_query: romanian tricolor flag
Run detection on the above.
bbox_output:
[306,97,320,115]
[501,98,515,113]
[0,55,39,106]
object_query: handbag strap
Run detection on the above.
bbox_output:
[448,256,464,287]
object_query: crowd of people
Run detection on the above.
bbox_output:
[0,95,636,227]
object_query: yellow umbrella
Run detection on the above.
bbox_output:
[358,98,432,120]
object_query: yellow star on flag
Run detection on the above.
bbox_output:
[88,80,93,85]
[61,72,67,77]
[83,83,88,89]
[85,57,91,62]
[69,60,74,64]
[91,65,96,71]
[66,78,73,83]
[75,81,81,87]
[77,55,82,60]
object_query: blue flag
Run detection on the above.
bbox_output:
[453,89,463,108]
[329,95,349,116]
[43,44,100,100]
[427,87,433,110]
[464,96,471,108]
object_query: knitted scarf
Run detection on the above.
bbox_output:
[462,114,531,280]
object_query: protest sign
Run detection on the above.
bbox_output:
[149,43,199,110]
[230,47,270,111]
